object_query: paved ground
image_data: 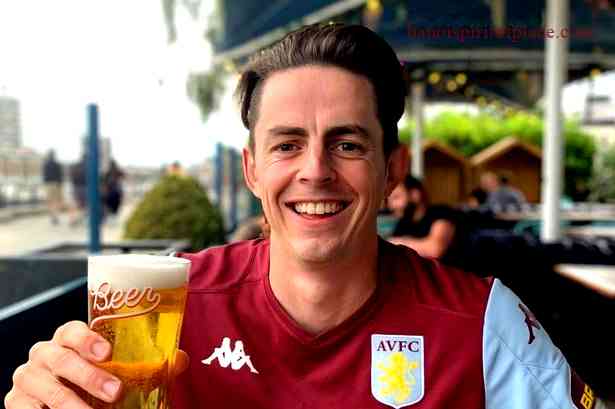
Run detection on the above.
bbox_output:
[0,203,134,256]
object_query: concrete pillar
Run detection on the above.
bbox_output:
[411,82,425,179]
[541,0,568,242]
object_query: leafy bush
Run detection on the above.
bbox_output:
[124,175,225,251]
[400,111,597,197]
[589,144,615,202]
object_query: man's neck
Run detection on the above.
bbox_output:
[268,238,379,335]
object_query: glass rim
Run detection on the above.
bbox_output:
[88,253,191,269]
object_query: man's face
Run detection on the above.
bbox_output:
[480,173,499,192]
[243,65,402,264]
[387,184,410,218]
[388,184,423,218]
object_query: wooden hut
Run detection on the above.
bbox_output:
[410,140,469,205]
[470,137,542,203]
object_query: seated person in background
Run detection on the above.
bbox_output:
[480,171,527,212]
[466,187,488,209]
[387,175,462,261]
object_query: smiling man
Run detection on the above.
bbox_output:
[5,24,605,409]
[240,63,398,334]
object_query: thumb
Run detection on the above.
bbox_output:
[172,350,189,377]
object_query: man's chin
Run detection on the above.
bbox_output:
[291,238,345,264]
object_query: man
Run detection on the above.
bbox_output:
[42,149,64,225]
[387,176,505,269]
[387,175,460,260]
[480,171,527,212]
[101,159,124,221]
[5,24,605,409]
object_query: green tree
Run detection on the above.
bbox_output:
[161,0,227,119]
[187,64,227,121]
[162,0,204,43]
[124,175,225,251]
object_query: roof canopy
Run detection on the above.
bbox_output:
[214,0,615,58]
[213,0,615,105]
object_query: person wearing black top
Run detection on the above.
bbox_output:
[42,150,63,225]
[101,159,124,218]
[68,154,87,226]
[387,175,462,263]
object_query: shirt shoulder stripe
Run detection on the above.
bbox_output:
[483,279,581,409]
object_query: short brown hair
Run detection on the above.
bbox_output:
[235,23,406,157]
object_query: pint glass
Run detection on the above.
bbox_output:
[85,254,191,409]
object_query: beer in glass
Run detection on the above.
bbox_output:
[86,254,190,409]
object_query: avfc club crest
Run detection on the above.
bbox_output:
[371,334,424,408]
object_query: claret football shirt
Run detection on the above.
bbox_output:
[171,239,600,409]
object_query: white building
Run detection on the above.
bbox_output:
[0,96,21,149]
[582,95,615,147]
[561,72,615,146]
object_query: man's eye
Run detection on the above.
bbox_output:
[275,143,298,152]
[335,142,363,153]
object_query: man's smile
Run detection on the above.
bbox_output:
[285,200,352,219]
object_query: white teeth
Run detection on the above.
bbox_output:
[293,201,344,215]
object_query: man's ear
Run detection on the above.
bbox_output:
[242,147,261,199]
[384,144,408,197]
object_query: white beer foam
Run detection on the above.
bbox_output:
[88,254,190,290]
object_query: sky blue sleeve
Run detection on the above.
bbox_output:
[483,279,604,409]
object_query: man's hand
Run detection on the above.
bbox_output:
[4,321,189,409]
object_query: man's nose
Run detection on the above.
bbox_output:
[296,145,336,185]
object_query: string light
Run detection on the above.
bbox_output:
[428,72,441,85]
[365,0,383,13]
[455,79,529,116]
[446,80,458,92]
[455,73,467,86]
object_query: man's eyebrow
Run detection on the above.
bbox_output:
[266,126,308,136]
[324,124,370,139]
[265,124,371,140]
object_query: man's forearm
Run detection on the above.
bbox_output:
[388,236,447,258]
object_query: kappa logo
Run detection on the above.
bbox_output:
[371,334,425,408]
[518,303,541,344]
[202,337,259,374]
